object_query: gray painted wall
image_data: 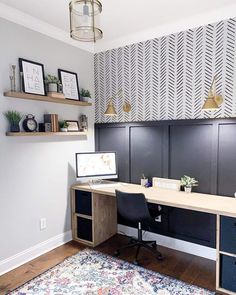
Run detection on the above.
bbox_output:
[0,18,94,261]
[94,18,236,123]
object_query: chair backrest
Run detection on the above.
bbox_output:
[115,190,151,223]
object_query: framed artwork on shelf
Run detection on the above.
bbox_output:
[58,69,80,101]
[66,120,80,132]
[19,58,46,96]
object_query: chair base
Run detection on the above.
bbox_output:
[114,226,163,264]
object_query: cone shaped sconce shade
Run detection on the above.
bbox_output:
[202,75,223,111]
[104,99,117,116]
[202,97,219,110]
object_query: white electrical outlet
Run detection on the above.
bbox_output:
[40,218,47,230]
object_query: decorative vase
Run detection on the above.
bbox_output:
[81,96,89,102]
[60,128,68,132]
[10,124,20,132]
[48,83,58,92]
[184,186,192,193]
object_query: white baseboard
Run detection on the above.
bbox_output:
[118,224,216,261]
[0,230,72,276]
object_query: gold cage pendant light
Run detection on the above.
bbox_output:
[69,0,103,42]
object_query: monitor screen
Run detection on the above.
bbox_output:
[76,152,118,179]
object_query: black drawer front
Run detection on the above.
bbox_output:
[220,254,236,292]
[220,216,236,254]
[75,190,92,216]
[77,217,93,242]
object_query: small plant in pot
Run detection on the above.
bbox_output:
[45,74,60,92]
[80,88,91,102]
[180,175,198,193]
[4,110,22,132]
[59,120,69,132]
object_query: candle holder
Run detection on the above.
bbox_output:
[9,75,14,92]
[11,65,16,92]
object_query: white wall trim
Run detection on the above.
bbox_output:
[0,3,94,53]
[118,224,216,261]
[95,4,236,52]
[0,231,72,276]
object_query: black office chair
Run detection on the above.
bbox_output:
[114,190,163,264]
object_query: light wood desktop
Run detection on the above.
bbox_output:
[71,182,236,295]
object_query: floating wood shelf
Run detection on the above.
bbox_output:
[6,132,87,137]
[4,91,92,107]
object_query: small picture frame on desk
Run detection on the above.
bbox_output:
[58,69,80,101]
[66,120,80,132]
[19,58,46,96]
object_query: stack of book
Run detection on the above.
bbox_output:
[44,114,59,132]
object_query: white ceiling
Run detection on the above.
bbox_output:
[0,0,236,52]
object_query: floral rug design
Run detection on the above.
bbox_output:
[9,249,214,295]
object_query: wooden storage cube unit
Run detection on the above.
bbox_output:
[76,217,93,242]
[220,216,236,254]
[220,254,236,292]
[75,190,92,216]
[71,188,117,247]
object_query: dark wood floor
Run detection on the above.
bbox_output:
[0,235,216,295]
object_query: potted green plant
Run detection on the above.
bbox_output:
[4,110,22,132]
[180,175,198,193]
[45,74,60,92]
[59,120,69,132]
[80,88,91,102]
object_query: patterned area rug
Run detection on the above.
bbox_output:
[9,249,214,295]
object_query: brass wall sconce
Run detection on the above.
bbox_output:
[202,75,223,110]
[104,90,131,116]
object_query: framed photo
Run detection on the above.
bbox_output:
[19,58,46,96]
[66,120,80,132]
[58,69,80,101]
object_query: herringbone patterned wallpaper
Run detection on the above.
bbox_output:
[94,18,236,123]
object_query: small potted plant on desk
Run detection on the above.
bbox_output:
[80,88,91,102]
[4,110,22,132]
[59,120,69,132]
[180,175,198,193]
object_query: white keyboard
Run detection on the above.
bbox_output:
[90,183,122,189]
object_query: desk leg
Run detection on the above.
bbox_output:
[92,193,117,247]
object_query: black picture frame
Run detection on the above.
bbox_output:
[19,58,46,96]
[66,120,80,132]
[58,69,80,101]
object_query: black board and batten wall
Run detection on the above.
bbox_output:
[95,118,236,248]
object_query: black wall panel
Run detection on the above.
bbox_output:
[169,124,212,193]
[95,119,236,248]
[96,126,128,182]
[218,124,236,197]
[130,126,164,184]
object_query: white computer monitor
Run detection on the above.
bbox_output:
[76,152,118,181]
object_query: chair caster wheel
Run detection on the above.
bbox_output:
[151,242,157,249]
[157,254,164,261]
[114,251,120,257]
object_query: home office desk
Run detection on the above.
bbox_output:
[71,182,236,295]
